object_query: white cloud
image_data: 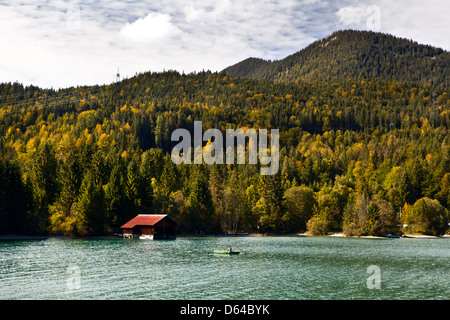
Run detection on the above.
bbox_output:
[120,12,183,42]
[0,0,448,88]
[377,0,450,50]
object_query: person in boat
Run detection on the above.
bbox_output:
[227,246,232,253]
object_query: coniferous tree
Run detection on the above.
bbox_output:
[0,160,29,234]
[105,163,125,229]
[186,165,215,233]
[139,152,154,211]
[49,151,82,235]
[75,170,107,235]
[29,142,59,234]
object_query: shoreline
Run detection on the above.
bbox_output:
[298,232,450,239]
[1,233,449,241]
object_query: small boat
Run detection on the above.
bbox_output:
[213,250,240,255]
[386,234,401,238]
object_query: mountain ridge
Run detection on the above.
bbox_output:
[223,30,450,85]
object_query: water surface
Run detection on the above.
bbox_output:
[0,236,448,299]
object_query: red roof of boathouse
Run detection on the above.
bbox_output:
[121,214,175,229]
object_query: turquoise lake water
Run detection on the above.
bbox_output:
[0,236,448,300]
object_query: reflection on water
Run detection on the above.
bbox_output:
[0,236,449,299]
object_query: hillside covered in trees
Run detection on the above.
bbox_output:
[0,31,449,237]
[223,30,450,86]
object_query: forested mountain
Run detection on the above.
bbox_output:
[223,30,450,85]
[0,31,449,237]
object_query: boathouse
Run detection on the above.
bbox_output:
[121,214,177,240]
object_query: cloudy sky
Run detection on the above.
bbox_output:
[1,0,449,88]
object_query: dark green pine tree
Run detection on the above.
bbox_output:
[132,113,154,151]
[261,172,285,232]
[57,151,82,218]
[105,160,128,229]
[0,160,29,234]
[124,157,141,216]
[48,151,83,235]
[154,114,169,151]
[187,165,215,234]
[104,153,142,228]
[160,155,178,196]
[404,159,424,205]
[30,142,59,234]
[76,170,107,235]
[139,153,154,212]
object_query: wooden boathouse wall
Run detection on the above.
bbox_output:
[120,214,177,240]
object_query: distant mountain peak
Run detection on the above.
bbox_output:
[223,30,449,85]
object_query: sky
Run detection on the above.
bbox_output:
[0,0,449,89]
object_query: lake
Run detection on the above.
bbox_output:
[0,236,448,300]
